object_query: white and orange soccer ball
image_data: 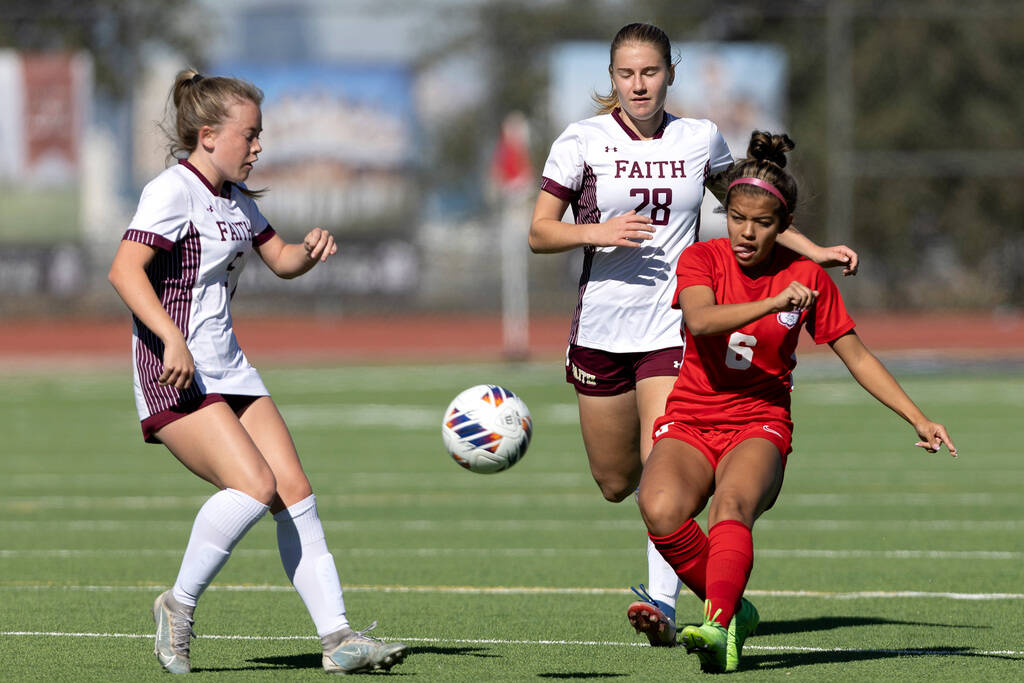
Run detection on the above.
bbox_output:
[441,384,533,473]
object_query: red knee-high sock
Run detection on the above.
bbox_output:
[705,520,754,626]
[648,519,709,600]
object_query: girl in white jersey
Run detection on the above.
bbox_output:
[528,23,859,647]
[108,70,406,675]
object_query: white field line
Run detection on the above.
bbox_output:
[1,518,1022,532]
[1,630,1021,657]
[1,547,1019,560]
[2,492,1021,510]
[2,584,1022,600]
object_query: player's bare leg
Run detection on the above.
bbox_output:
[576,390,642,502]
[237,396,408,673]
[709,438,784,529]
[153,404,275,673]
[637,437,716,649]
[236,396,312,513]
[158,401,278,503]
[577,391,673,644]
[682,438,782,672]
[630,376,685,644]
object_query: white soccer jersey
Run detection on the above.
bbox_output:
[123,159,275,421]
[540,110,733,353]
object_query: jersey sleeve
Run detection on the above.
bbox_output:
[539,124,584,201]
[806,267,856,344]
[123,174,191,251]
[672,241,717,309]
[707,121,734,176]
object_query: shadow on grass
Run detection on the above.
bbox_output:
[238,645,496,672]
[537,674,628,679]
[745,646,1023,671]
[756,615,981,637]
[241,652,320,671]
[406,645,500,658]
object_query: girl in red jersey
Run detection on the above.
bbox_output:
[636,131,957,673]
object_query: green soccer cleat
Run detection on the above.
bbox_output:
[727,597,759,671]
[152,590,194,674]
[322,622,408,674]
[680,622,728,673]
[679,601,728,673]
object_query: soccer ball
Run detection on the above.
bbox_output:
[441,384,533,473]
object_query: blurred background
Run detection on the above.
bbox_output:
[1,0,1022,345]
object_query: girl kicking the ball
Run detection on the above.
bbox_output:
[108,69,406,675]
[529,22,860,647]
[636,130,957,673]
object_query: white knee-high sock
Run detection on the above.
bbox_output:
[274,494,348,637]
[647,537,682,617]
[172,488,269,608]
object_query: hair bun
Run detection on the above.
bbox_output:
[746,131,795,168]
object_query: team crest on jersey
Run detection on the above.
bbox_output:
[777,310,801,329]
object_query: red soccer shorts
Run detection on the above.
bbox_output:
[652,419,792,469]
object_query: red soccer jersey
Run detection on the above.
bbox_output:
[660,238,856,428]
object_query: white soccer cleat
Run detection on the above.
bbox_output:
[152,590,194,674]
[321,621,408,674]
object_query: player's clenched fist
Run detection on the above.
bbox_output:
[303,227,337,262]
[771,280,818,312]
[158,337,195,389]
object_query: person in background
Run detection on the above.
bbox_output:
[528,22,859,646]
[108,69,407,675]
[638,130,957,672]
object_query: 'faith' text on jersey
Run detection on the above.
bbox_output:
[614,159,686,179]
[217,219,254,242]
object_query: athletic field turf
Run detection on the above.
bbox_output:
[2,359,1022,680]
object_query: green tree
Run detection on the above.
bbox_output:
[472,0,1024,309]
[0,0,202,96]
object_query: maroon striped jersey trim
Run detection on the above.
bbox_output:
[694,159,715,243]
[568,162,600,346]
[134,222,203,414]
[540,176,578,202]
[123,228,174,252]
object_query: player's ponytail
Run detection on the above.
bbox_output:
[747,131,794,169]
[724,131,798,217]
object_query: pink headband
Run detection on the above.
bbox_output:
[728,177,789,210]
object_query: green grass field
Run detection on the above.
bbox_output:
[2,358,1022,680]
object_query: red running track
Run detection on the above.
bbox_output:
[1,312,1022,365]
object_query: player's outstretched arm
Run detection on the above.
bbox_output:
[705,166,859,275]
[776,225,859,276]
[257,227,337,279]
[529,190,654,253]
[829,331,957,457]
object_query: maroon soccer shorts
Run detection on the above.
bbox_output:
[141,393,261,443]
[565,344,683,396]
